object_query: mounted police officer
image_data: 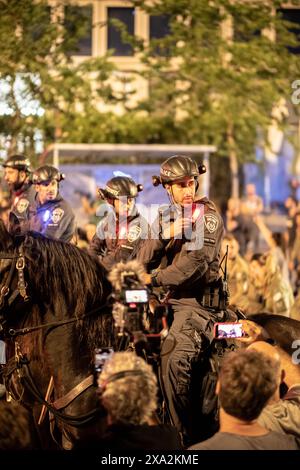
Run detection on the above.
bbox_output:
[2,154,35,227]
[89,176,149,271]
[30,165,75,242]
[138,155,226,444]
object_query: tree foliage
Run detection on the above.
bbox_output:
[0,0,116,157]
[125,0,300,195]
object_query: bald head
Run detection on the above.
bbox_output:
[248,341,282,401]
[248,341,281,365]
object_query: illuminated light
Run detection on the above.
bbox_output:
[43,210,50,222]
[14,197,19,205]
[129,303,137,308]
[119,226,127,239]
[192,208,201,220]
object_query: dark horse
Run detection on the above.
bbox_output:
[0,220,113,449]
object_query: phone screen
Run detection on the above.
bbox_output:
[125,289,148,304]
[94,347,114,373]
[214,323,243,339]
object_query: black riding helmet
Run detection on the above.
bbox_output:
[152,155,206,187]
[99,176,143,200]
[2,154,31,173]
[32,165,65,184]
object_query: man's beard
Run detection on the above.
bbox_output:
[12,179,25,192]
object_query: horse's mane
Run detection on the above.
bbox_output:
[21,232,109,316]
[14,232,113,350]
[249,313,300,356]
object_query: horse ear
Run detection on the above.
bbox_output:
[0,218,14,251]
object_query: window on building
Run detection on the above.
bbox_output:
[107,7,135,56]
[278,9,300,55]
[150,15,170,40]
[149,15,171,56]
[64,5,93,56]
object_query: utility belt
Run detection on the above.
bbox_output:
[200,286,223,310]
[170,279,230,311]
[201,278,230,310]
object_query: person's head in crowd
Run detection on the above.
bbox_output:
[0,401,32,450]
[271,231,287,254]
[221,233,240,260]
[32,165,64,205]
[246,314,300,389]
[217,349,281,423]
[245,183,257,197]
[295,212,300,229]
[227,197,240,213]
[285,196,297,212]
[247,341,284,402]
[98,351,158,426]
[249,253,266,288]
[98,176,142,217]
[2,154,31,192]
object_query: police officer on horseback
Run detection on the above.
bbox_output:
[138,155,226,444]
[2,154,35,227]
[89,176,149,271]
[30,165,75,242]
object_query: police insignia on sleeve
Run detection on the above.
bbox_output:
[127,225,141,243]
[51,207,64,224]
[204,214,219,233]
[15,198,29,214]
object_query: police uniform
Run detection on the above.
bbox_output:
[89,205,148,271]
[137,196,224,441]
[30,195,75,242]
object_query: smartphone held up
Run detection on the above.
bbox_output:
[214,322,245,339]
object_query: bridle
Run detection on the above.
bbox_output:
[0,245,112,443]
[0,245,29,311]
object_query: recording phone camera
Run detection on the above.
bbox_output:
[214,322,244,339]
[94,347,114,376]
[124,289,148,304]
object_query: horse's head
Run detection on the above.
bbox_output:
[0,220,30,321]
[0,223,113,447]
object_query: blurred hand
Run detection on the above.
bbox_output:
[237,320,264,345]
[142,273,152,286]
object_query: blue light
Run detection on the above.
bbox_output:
[43,210,50,222]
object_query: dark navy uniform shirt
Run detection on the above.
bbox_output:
[29,194,75,242]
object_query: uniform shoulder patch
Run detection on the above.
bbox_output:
[15,198,30,214]
[127,225,142,243]
[204,213,219,233]
[51,207,64,224]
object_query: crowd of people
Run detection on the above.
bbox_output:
[0,153,300,451]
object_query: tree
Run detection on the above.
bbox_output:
[0,0,116,159]
[129,0,300,197]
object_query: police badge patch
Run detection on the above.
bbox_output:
[51,207,64,224]
[204,214,219,233]
[16,198,29,214]
[127,225,141,243]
